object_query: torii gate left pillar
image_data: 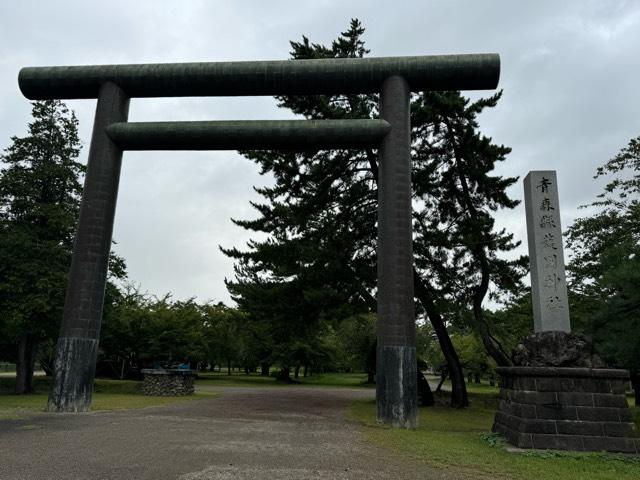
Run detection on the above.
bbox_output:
[48,82,129,412]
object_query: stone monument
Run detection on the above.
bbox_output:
[523,171,570,333]
[19,53,501,428]
[492,171,638,453]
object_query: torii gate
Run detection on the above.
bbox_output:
[19,53,500,428]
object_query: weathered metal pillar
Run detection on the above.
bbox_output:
[376,75,417,428]
[48,82,129,412]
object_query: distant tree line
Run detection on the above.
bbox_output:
[96,286,377,381]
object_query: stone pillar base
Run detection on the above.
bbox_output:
[141,369,195,396]
[376,345,417,429]
[47,337,99,412]
[493,367,638,454]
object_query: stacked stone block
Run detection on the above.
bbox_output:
[141,369,195,396]
[493,367,638,453]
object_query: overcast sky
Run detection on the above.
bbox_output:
[1,1,639,305]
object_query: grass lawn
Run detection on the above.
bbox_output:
[197,371,374,388]
[349,390,640,480]
[0,376,216,420]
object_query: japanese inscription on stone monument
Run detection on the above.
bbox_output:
[524,170,571,332]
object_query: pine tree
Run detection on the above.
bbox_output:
[0,100,83,393]
[412,91,527,369]
[225,20,524,406]
[224,19,377,381]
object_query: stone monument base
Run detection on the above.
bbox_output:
[493,367,638,453]
[141,369,195,396]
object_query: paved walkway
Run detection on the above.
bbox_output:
[0,386,446,479]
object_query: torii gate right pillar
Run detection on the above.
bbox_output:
[376,75,417,428]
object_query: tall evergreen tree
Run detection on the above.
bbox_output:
[412,91,527,369]
[566,134,640,401]
[566,134,640,292]
[0,100,83,394]
[225,20,524,406]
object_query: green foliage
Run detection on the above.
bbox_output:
[453,333,494,376]
[0,100,126,390]
[566,134,640,379]
[99,284,371,379]
[418,318,513,380]
[416,321,444,369]
[201,302,248,371]
[412,92,527,348]
[334,314,376,376]
[225,273,347,376]
[99,287,246,376]
[582,241,640,373]
[566,135,640,294]
[480,432,506,448]
[0,101,83,350]
[484,294,535,353]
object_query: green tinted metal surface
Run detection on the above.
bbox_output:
[19,54,500,99]
[106,119,391,150]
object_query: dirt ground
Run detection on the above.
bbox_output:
[0,385,447,480]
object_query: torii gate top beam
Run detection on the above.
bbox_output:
[19,54,499,99]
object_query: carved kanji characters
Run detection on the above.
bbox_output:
[540,198,554,211]
[536,176,552,193]
[540,214,556,229]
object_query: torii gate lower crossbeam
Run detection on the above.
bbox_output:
[18,54,500,428]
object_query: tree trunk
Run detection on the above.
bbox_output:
[15,333,38,394]
[41,358,54,377]
[436,369,447,393]
[417,370,435,406]
[413,269,468,407]
[276,366,290,382]
[447,126,512,368]
[473,299,512,367]
[367,370,375,384]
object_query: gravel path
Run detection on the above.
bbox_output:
[0,385,447,479]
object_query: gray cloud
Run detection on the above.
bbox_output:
[1,0,638,304]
